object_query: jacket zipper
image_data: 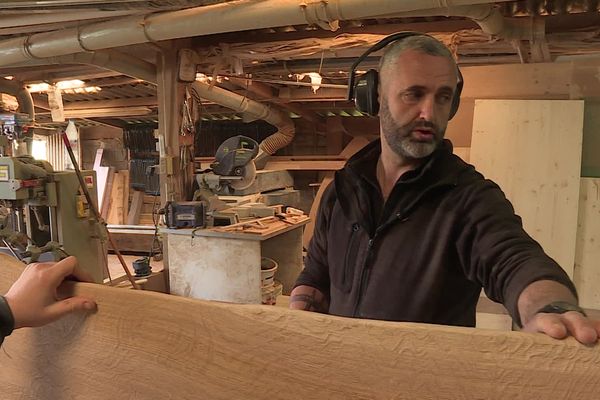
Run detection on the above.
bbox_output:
[350,181,457,317]
[352,216,402,317]
[342,223,360,289]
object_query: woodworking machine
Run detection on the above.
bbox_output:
[195,135,259,196]
[164,135,260,229]
[0,113,105,282]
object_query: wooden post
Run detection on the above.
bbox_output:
[156,40,195,292]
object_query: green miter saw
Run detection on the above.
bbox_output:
[194,136,259,208]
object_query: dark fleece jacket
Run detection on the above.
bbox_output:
[295,139,576,327]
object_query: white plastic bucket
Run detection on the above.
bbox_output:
[260,257,278,287]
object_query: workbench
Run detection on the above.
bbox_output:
[162,217,308,303]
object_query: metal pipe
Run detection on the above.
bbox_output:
[0,0,515,67]
[191,80,295,166]
[0,78,34,119]
[56,50,157,84]
[0,11,137,28]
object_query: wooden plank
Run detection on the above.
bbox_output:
[139,214,156,226]
[453,146,470,163]
[574,178,600,308]
[106,172,125,225]
[107,230,155,253]
[121,170,129,224]
[1,254,599,400]
[126,190,144,225]
[471,100,584,277]
[459,60,600,100]
[100,167,115,220]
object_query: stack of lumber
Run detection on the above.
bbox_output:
[211,213,309,236]
[126,192,159,226]
[103,170,129,225]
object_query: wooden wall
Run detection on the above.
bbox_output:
[80,125,127,171]
[470,100,584,278]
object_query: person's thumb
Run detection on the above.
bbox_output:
[43,297,97,325]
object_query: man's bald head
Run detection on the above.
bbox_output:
[378,35,458,83]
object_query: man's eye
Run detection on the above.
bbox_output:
[436,93,452,104]
[402,91,423,103]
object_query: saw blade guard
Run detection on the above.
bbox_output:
[211,135,259,176]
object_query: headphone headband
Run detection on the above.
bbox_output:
[347,32,426,101]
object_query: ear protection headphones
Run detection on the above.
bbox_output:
[347,32,463,119]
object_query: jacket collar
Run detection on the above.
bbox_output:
[334,138,471,230]
[344,138,462,187]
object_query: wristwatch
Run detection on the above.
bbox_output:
[536,301,587,317]
[0,295,15,339]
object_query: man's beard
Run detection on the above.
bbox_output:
[379,100,445,160]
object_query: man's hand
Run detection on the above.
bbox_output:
[522,311,600,345]
[4,256,97,329]
[517,280,599,345]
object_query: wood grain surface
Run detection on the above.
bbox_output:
[1,254,599,399]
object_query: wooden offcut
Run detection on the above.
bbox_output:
[471,100,584,277]
[126,190,144,225]
[0,255,599,399]
[106,171,125,225]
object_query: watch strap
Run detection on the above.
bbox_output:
[0,295,15,339]
[536,301,587,317]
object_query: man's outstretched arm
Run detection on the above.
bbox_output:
[289,285,329,313]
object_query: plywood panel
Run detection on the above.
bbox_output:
[1,255,599,400]
[574,178,600,308]
[453,146,470,163]
[471,100,584,277]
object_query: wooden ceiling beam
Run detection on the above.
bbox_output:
[63,97,157,110]
[85,76,145,87]
[278,87,347,102]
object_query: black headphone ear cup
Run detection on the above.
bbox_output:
[448,68,463,120]
[353,69,379,116]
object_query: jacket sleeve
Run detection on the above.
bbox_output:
[454,179,577,326]
[293,181,337,299]
[0,295,15,346]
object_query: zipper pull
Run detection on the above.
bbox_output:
[396,212,409,222]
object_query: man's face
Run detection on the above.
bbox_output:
[379,50,458,160]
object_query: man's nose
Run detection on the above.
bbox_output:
[418,95,436,120]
